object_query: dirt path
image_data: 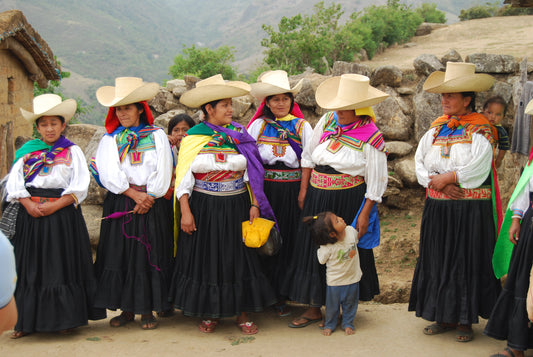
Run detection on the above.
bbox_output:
[360,15,533,70]
[0,304,511,357]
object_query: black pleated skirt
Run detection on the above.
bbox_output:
[259,163,302,297]
[408,195,501,325]
[280,166,380,306]
[484,198,533,350]
[169,189,277,318]
[13,188,106,333]
[94,192,174,315]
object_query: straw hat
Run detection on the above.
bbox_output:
[250,70,303,100]
[96,77,159,107]
[423,62,494,93]
[525,98,533,115]
[180,74,251,108]
[315,74,389,110]
[20,94,77,123]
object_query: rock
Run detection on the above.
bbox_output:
[466,53,517,74]
[154,109,189,131]
[403,42,416,48]
[371,65,402,87]
[386,174,404,189]
[294,74,328,109]
[232,95,253,120]
[150,88,181,114]
[358,49,369,62]
[374,88,412,141]
[331,61,372,77]
[184,75,200,89]
[171,84,188,98]
[394,156,418,188]
[165,79,185,92]
[415,22,432,36]
[385,141,413,159]
[81,204,103,248]
[413,82,442,140]
[440,49,463,65]
[397,87,415,95]
[413,54,444,76]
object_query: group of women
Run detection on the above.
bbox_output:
[4,62,533,355]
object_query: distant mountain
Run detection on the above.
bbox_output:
[1,0,480,124]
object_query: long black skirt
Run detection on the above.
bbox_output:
[259,163,302,297]
[484,199,533,350]
[94,193,174,315]
[13,188,105,333]
[280,166,380,306]
[169,190,277,318]
[408,196,501,325]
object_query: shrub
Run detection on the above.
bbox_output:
[458,2,499,21]
[416,3,446,23]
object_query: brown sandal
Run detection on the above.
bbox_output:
[10,331,29,339]
[110,311,134,327]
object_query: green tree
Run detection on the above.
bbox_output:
[458,2,499,21]
[416,3,446,23]
[169,45,237,80]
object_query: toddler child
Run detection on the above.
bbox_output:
[483,95,509,168]
[303,211,362,336]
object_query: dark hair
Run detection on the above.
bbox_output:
[483,95,507,115]
[263,93,295,119]
[200,99,223,118]
[168,113,195,134]
[36,115,65,126]
[303,211,337,246]
[133,102,150,125]
[460,92,476,112]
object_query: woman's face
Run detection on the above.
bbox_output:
[36,116,66,145]
[441,93,470,116]
[115,104,143,128]
[206,98,233,126]
[336,110,360,125]
[266,93,292,118]
[171,121,191,147]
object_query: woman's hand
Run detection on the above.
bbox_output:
[19,198,43,218]
[124,189,154,214]
[249,205,260,224]
[297,187,307,210]
[428,172,455,191]
[38,201,61,216]
[356,213,369,237]
[181,211,196,235]
[167,134,179,146]
[509,218,521,245]
[441,184,464,200]
[298,168,312,210]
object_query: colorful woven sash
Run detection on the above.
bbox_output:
[310,170,364,190]
[426,186,492,200]
[115,126,159,163]
[264,168,302,182]
[21,136,74,183]
[193,171,246,195]
[262,117,303,159]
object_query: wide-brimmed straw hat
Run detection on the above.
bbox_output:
[96,77,159,107]
[180,74,251,108]
[20,94,77,123]
[423,62,494,93]
[315,74,389,110]
[250,70,303,100]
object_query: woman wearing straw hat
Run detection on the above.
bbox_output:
[248,70,313,316]
[484,99,533,357]
[282,74,389,329]
[169,74,276,334]
[92,77,174,330]
[408,62,501,342]
[6,94,105,338]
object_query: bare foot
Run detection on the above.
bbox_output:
[322,328,332,336]
[10,331,29,339]
[345,327,355,335]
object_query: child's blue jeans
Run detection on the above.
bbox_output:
[324,282,359,331]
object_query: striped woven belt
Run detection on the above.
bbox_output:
[264,168,302,182]
[310,170,364,190]
[30,196,60,203]
[427,186,491,200]
[129,184,147,192]
[194,178,246,196]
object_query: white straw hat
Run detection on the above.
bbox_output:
[180,74,251,108]
[315,74,389,110]
[250,70,303,100]
[96,77,159,107]
[526,98,533,115]
[423,62,494,93]
[20,94,77,123]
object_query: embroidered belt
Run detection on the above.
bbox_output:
[129,184,147,192]
[30,196,60,203]
[193,177,246,196]
[264,168,302,182]
[427,186,492,200]
[310,170,364,190]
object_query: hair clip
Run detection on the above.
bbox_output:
[313,216,318,220]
